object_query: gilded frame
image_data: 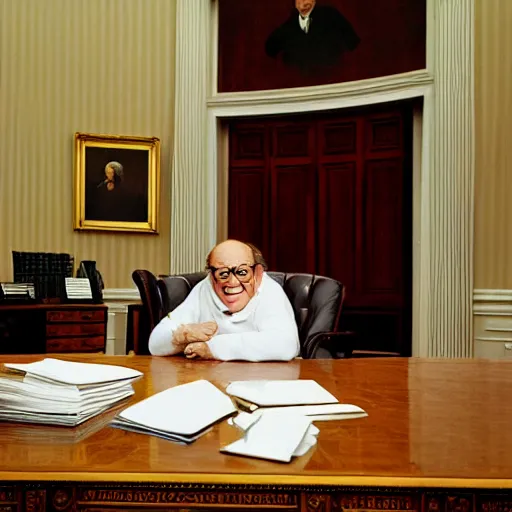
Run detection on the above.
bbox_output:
[73,132,160,234]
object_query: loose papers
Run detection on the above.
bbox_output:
[111,379,237,443]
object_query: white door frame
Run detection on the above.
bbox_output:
[171,0,475,357]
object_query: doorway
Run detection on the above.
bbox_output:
[227,102,413,355]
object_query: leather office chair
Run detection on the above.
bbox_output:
[132,269,354,359]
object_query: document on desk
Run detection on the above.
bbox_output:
[230,403,367,424]
[222,413,318,463]
[226,380,339,408]
[111,379,237,443]
[4,358,142,386]
[0,359,140,427]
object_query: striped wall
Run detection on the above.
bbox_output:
[474,0,512,290]
[0,0,175,289]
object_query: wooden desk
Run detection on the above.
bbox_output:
[0,356,511,512]
[0,304,107,354]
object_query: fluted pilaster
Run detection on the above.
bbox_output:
[423,0,474,356]
[170,0,211,273]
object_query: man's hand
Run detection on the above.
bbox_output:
[172,321,218,352]
[184,342,214,360]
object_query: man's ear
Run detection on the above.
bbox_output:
[255,264,264,285]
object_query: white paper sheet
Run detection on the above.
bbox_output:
[221,414,315,463]
[5,358,142,386]
[254,403,366,418]
[226,380,338,407]
[117,379,236,437]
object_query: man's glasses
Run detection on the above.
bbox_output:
[208,264,258,283]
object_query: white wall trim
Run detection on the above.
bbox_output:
[102,288,140,355]
[474,289,512,302]
[474,289,512,316]
[103,288,140,301]
[473,289,512,358]
[208,83,430,119]
[207,70,433,108]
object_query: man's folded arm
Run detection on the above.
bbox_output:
[207,306,300,362]
[148,286,201,356]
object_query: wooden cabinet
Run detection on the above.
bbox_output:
[0,304,107,354]
[228,104,413,355]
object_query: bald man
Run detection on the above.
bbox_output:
[148,240,300,362]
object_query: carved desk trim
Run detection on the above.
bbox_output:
[1,481,511,512]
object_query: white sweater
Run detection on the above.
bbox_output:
[148,273,300,362]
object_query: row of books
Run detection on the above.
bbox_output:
[13,251,74,283]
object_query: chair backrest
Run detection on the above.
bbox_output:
[132,269,344,357]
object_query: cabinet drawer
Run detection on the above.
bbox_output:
[46,323,105,337]
[46,310,105,323]
[46,336,105,353]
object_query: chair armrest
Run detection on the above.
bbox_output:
[303,331,355,359]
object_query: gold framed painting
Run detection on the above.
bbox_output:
[73,132,160,234]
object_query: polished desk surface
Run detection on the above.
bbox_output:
[0,355,511,489]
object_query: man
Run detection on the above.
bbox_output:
[148,240,300,362]
[265,0,360,73]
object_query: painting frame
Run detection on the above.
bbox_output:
[73,132,160,234]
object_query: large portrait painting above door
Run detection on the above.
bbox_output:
[218,0,426,93]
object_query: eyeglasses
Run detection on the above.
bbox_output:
[208,264,258,283]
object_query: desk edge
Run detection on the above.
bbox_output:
[0,472,510,489]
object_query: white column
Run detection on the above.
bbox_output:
[419,0,475,357]
[170,0,212,273]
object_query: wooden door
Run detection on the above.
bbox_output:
[317,111,412,355]
[227,104,412,355]
[270,122,316,273]
[228,123,270,258]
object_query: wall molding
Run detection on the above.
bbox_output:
[473,289,512,316]
[207,70,433,108]
[103,288,140,302]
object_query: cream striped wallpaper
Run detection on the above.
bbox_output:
[0,0,175,289]
[474,0,512,289]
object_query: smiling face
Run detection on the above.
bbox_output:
[209,240,264,313]
[295,0,315,16]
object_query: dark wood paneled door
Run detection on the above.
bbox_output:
[228,104,412,355]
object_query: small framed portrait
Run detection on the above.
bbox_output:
[73,132,160,234]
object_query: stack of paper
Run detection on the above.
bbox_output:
[0,358,142,427]
[226,380,367,421]
[111,379,237,443]
[0,402,126,444]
